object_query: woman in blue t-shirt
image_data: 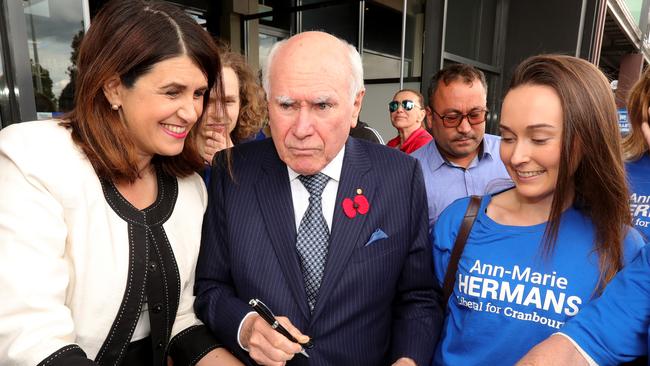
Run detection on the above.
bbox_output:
[623,69,650,240]
[515,64,650,366]
[431,55,645,366]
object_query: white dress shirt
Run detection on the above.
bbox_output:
[287,147,345,231]
[237,146,346,350]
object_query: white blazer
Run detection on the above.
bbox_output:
[0,121,210,365]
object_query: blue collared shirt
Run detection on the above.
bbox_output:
[412,133,511,229]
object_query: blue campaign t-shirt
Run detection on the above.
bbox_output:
[561,243,650,365]
[627,153,650,240]
[432,194,645,366]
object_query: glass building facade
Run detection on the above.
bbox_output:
[1,0,649,141]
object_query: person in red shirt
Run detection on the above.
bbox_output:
[387,88,433,154]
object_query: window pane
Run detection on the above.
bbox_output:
[445,0,497,65]
[255,0,359,67]
[363,0,424,79]
[364,2,402,57]
[301,2,359,46]
[259,28,289,71]
[23,0,86,119]
[258,0,294,33]
[624,0,643,25]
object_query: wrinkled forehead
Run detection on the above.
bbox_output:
[278,35,349,71]
[270,61,351,101]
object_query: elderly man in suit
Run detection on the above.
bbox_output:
[194,31,442,366]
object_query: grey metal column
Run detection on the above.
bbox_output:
[296,0,302,33]
[358,0,365,56]
[399,0,407,89]
[82,0,91,31]
[576,0,588,57]
[2,0,36,122]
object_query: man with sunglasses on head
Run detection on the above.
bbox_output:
[386,89,433,154]
[412,64,509,228]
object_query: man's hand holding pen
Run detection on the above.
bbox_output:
[240,313,310,365]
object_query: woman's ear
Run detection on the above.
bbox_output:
[102,75,124,109]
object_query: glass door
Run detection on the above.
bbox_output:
[443,0,508,133]
[22,0,87,119]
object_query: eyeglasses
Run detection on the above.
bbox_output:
[432,108,488,128]
[388,100,422,113]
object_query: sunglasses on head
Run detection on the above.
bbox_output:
[388,100,421,112]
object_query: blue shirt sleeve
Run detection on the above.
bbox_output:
[623,227,646,264]
[561,240,650,365]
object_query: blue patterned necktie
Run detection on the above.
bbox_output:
[296,173,331,312]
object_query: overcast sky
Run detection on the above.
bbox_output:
[24,0,85,104]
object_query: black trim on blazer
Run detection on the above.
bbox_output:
[36,345,96,366]
[95,168,179,366]
[38,169,220,366]
[146,224,181,366]
[167,325,220,366]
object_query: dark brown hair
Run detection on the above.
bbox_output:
[623,66,650,161]
[508,54,630,290]
[428,63,487,106]
[63,0,221,182]
[220,50,267,144]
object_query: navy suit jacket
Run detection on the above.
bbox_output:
[195,137,443,365]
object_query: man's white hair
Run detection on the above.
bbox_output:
[262,34,365,104]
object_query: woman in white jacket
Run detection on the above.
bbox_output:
[0,1,241,365]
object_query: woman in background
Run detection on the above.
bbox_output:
[200,50,267,167]
[386,88,433,154]
[432,55,644,366]
[622,68,650,239]
[0,1,240,365]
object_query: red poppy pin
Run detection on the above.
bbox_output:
[342,188,370,218]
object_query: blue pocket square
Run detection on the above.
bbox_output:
[365,229,389,246]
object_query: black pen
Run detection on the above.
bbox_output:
[248,298,313,358]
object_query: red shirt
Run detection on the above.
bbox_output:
[386,127,433,154]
